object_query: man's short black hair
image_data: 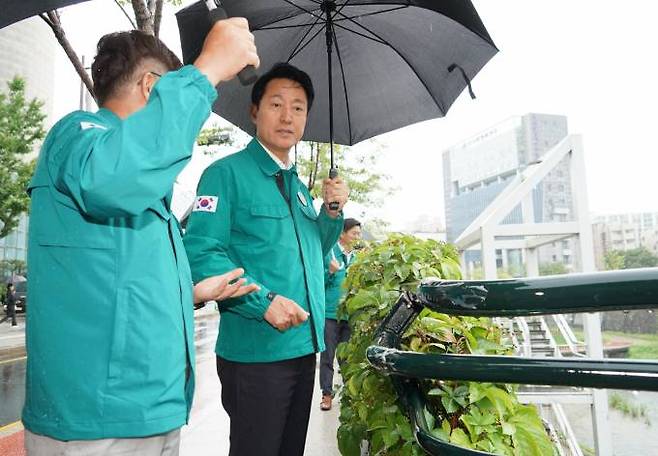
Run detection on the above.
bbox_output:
[251,62,314,110]
[91,30,182,105]
[343,218,361,232]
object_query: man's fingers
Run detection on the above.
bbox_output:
[291,305,309,326]
[231,283,260,298]
[217,278,247,300]
[223,268,246,283]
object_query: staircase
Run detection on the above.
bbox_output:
[499,316,586,456]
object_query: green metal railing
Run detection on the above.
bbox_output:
[366,268,658,455]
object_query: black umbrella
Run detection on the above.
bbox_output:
[177,0,497,171]
[1,0,93,29]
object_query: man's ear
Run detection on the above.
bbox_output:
[140,72,157,101]
[250,104,258,124]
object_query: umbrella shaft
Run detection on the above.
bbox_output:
[324,4,335,170]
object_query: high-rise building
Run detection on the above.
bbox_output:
[442,113,575,273]
[592,212,658,269]
[0,18,56,270]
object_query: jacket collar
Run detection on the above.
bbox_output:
[96,108,122,127]
[247,138,297,177]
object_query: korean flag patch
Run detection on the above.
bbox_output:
[193,195,218,213]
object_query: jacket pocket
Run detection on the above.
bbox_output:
[250,204,290,219]
[108,288,129,381]
[37,236,115,250]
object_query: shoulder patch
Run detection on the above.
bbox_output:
[80,121,108,131]
[193,195,218,213]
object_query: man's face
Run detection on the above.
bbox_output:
[340,226,362,249]
[251,78,308,156]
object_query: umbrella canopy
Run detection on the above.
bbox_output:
[176,0,497,147]
[9,274,27,284]
[1,0,93,29]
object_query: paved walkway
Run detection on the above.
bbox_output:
[0,312,342,455]
[181,316,341,455]
[0,313,26,360]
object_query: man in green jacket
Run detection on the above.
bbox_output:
[23,20,259,456]
[319,218,361,411]
[183,63,349,456]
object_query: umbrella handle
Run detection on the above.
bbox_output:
[328,167,340,211]
[206,0,258,86]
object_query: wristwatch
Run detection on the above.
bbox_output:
[266,291,278,302]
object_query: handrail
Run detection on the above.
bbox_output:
[552,314,586,357]
[539,316,560,357]
[366,268,658,456]
[515,317,532,357]
[417,268,658,316]
[553,403,584,456]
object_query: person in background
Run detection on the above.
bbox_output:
[22,19,259,456]
[1,283,18,327]
[183,62,350,456]
[320,218,362,410]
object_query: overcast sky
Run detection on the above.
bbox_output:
[52,0,658,229]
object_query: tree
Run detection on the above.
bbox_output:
[295,141,395,208]
[539,262,568,276]
[0,78,46,238]
[604,247,658,270]
[604,250,625,270]
[0,259,27,277]
[41,0,183,100]
[623,247,658,269]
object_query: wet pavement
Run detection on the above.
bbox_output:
[181,314,341,455]
[0,358,25,426]
[0,310,342,455]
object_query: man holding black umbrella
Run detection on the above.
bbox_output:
[184,62,350,456]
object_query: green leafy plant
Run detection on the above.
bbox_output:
[336,234,556,456]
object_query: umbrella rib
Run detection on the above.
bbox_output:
[332,7,446,114]
[330,19,354,144]
[333,5,409,23]
[286,0,352,61]
[259,22,324,30]
[287,19,326,61]
[280,0,325,22]
[261,0,379,31]
[332,22,386,45]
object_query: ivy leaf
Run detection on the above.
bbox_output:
[383,428,401,449]
[337,424,365,456]
[502,421,516,436]
[510,406,555,456]
[439,257,462,279]
[430,426,450,442]
[484,385,516,420]
[423,406,435,430]
[450,428,473,448]
[409,336,423,352]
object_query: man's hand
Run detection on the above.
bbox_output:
[329,259,340,274]
[264,295,309,331]
[194,17,260,86]
[193,268,260,304]
[322,177,349,217]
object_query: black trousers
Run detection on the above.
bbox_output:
[216,353,316,456]
[319,318,351,396]
[0,303,17,326]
